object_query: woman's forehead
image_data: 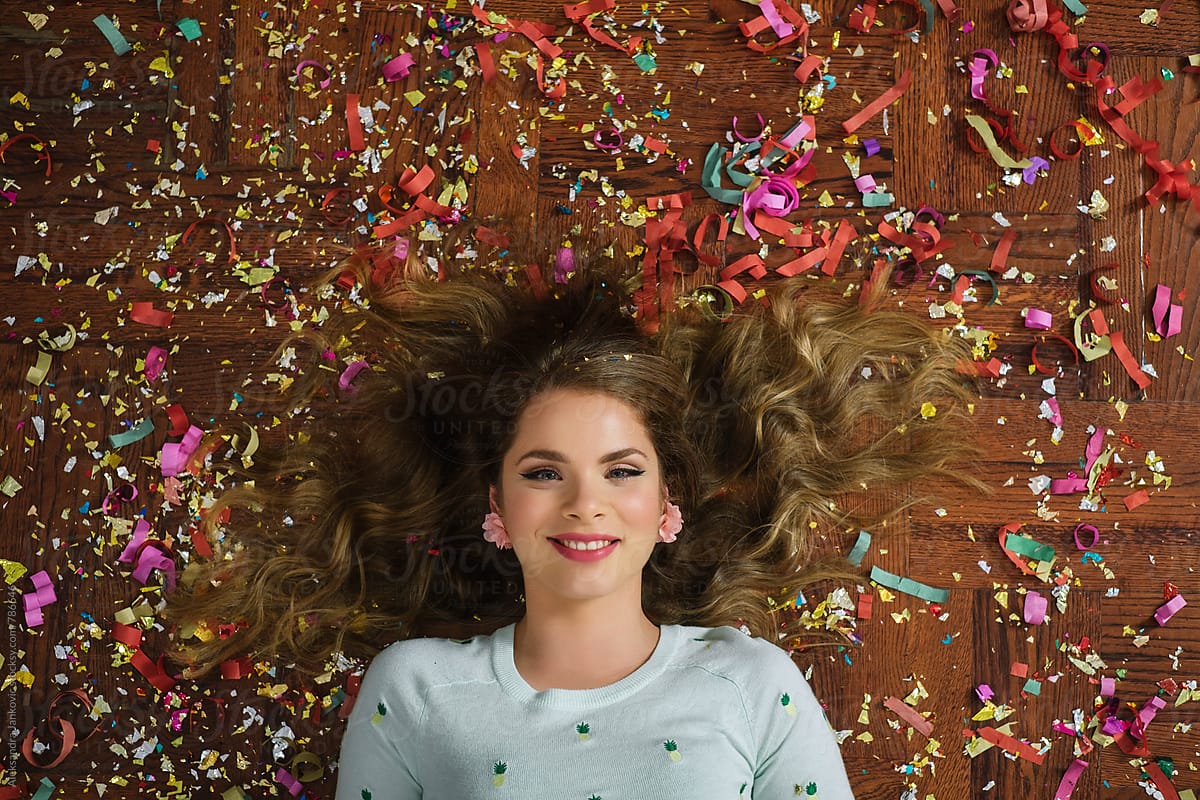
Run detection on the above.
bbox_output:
[510,389,654,450]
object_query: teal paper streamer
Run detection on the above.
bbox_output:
[93,14,132,56]
[847,530,872,566]
[1061,0,1088,15]
[32,778,57,800]
[109,418,155,448]
[920,0,936,33]
[701,143,743,204]
[869,566,950,603]
[863,191,894,208]
[1004,533,1056,564]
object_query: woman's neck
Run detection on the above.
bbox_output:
[512,599,661,691]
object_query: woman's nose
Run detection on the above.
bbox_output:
[562,479,605,519]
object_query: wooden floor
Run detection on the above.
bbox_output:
[2,1,1199,797]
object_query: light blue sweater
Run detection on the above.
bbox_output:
[335,622,855,799]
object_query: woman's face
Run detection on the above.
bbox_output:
[491,388,667,610]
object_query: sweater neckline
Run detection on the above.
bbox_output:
[491,621,680,710]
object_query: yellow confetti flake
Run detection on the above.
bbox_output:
[404,89,426,107]
[920,402,937,418]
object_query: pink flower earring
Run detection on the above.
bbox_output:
[482,511,512,550]
[658,497,683,543]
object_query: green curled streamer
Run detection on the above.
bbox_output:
[954,270,1000,306]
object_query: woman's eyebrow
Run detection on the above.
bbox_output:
[516,447,647,464]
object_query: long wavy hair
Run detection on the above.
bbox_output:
[164,248,980,678]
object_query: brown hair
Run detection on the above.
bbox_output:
[165,250,979,678]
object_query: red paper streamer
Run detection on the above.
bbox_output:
[0,133,53,177]
[346,93,365,152]
[843,70,913,134]
[130,302,174,328]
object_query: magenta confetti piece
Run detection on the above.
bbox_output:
[1154,593,1187,625]
[1023,590,1048,624]
[1024,308,1053,329]
[144,346,168,382]
[382,53,416,82]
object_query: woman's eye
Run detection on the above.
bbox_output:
[609,467,645,479]
[519,468,560,481]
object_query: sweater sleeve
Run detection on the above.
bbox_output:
[335,644,423,800]
[749,643,855,800]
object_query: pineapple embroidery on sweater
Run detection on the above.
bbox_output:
[337,624,855,799]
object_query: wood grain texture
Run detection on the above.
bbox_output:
[2,1,1198,798]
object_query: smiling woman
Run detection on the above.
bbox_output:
[163,244,979,798]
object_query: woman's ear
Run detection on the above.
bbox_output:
[489,484,503,515]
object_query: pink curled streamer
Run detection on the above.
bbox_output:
[741,177,799,240]
[969,49,998,104]
[133,546,177,592]
[23,570,57,627]
[1053,759,1088,800]
[1073,523,1098,550]
[1151,284,1183,337]
[338,360,370,393]
[161,425,204,478]
[276,767,304,797]
[118,518,153,564]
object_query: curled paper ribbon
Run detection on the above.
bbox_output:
[847,530,872,567]
[22,570,57,627]
[1151,284,1183,338]
[1130,695,1167,740]
[1053,759,1089,800]
[25,352,52,386]
[1073,523,1099,550]
[37,324,77,352]
[182,217,239,264]
[161,424,205,478]
[276,767,305,797]
[0,133,54,178]
[731,113,765,143]
[593,127,623,152]
[101,483,138,516]
[131,540,177,593]
[338,360,370,393]
[295,60,332,89]
[165,404,189,437]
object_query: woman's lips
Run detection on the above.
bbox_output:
[549,537,620,562]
